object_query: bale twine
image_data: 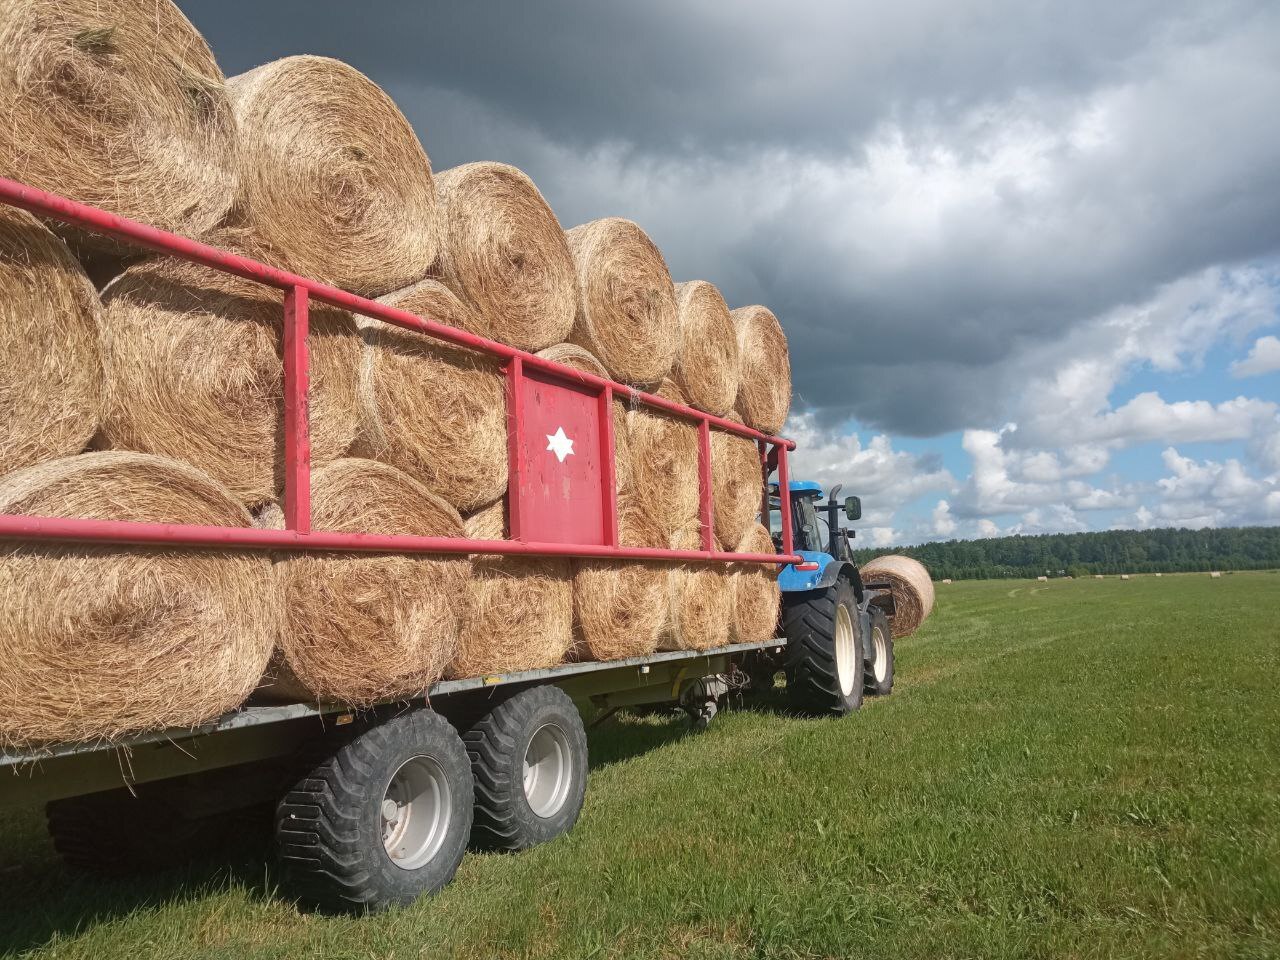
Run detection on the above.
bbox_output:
[98,231,361,508]
[535,342,631,492]
[860,554,935,639]
[226,56,436,296]
[566,218,678,386]
[434,162,576,351]
[271,458,470,706]
[0,0,237,252]
[449,500,573,679]
[626,379,700,546]
[659,528,732,652]
[711,413,763,549]
[732,305,792,435]
[0,207,102,474]
[672,280,740,416]
[355,279,506,513]
[573,503,669,661]
[729,522,782,644]
[0,452,275,747]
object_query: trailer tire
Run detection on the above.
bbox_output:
[864,605,895,696]
[464,685,588,852]
[782,578,864,716]
[276,709,472,913]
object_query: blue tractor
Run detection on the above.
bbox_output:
[763,481,896,716]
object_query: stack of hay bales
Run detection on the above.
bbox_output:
[860,555,935,639]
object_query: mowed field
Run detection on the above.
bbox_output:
[1,573,1277,959]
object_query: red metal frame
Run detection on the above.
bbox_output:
[0,177,799,564]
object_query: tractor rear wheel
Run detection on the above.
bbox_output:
[864,605,895,696]
[782,579,864,716]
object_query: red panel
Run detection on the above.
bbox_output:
[512,369,606,545]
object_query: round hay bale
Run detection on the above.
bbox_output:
[0,207,102,474]
[572,503,668,661]
[273,458,470,706]
[711,413,762,548]
[226,56,436,296]
[672,280,739,416]
[565,218,678,386]
[626,379,699,545]
[860,554,935,639]
[0,0,237,251]
[434,162,576,351]
[660,530,731,652]
[356,279,506,513]
[97,230,361,508]
[535,342,631,492]
[449,500,572,678]
[0,451,275,747]
[729,522,782,645]
[732,305,791,435]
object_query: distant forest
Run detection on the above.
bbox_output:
[850,526,1280,581]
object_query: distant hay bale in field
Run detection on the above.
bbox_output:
[729,522,782,644]
[731,305,791,435]
[0,0,237,251]
[226,56,436,296]
[1210,571,1221,578]
[0,452,274,747]
[1155,572,1162,577]
[1036,575,1048,582]
[659,528,731,652]
[711,412,762,548]
[860,554,935,639]
[1094,574,1104,579]
[355,279,506,513]
[449,500,572,678]
[434,162,575,351]
[626,379,699,544]
[1120,574,1130,580]
[941,578,953,584]
[270,459,469,706]
[98,231,361,508]
[566,218,678,386]
[573,503,669,661]
[672,280,739,416]
[0,207,102,474]
[536,342,631,491]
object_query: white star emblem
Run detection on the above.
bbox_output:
[545,426,575,463]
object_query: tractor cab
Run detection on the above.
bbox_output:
[768,481,862,592]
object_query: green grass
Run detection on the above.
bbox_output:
[2,572,1278,959]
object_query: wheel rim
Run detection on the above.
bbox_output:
[381,755,452,871]
[873,626,889,683]
[523,722,572,819]
[834,603,857,697]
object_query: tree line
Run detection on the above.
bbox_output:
[849,525,1280,581]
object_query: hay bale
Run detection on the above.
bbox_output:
[1120,574,1131,580]
[732,305,791,435]
[1094,574,1104,579]
[711,413,762,548]
[566,218,678,386]
[860,554,935,639]
[355,279,506,513]
[271,458,470,706]
[226,56,436,296]
[941,578,953,584]
[660,529,732,652]
[729,522,782,644]
[672,280,740,416]
[626,379,699,545]
[0,451,275,747]
[535,342,631,492]
[1209,571,1221,578]
[1036,575,1048,582]
[0,0,237,251]
[0,207,102,474]
[449,500,572,678]
[98,231,361,508]
[434,162,575,351]
[573,503,669,661]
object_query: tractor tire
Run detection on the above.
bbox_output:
[864,605,895,697]
[464,685,588,852]
[276,709,473,913]
[782,578,864,716]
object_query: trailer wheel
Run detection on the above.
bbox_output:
[864,605,895,697]
[782,578,864,716]
[464,685,588,852]
[276,709,472,913]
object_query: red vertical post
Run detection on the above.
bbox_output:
[282,285,310,533]
[697,419,714,552]
[598,385,618,547]
[777,442,793,556]
[758,439,769,533]
[506,356,526,541]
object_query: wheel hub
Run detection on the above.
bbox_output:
[381,755,451,870]
[834,604,857,697]
[523,723,572,819]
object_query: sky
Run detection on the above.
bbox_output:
[182,0,1280,546]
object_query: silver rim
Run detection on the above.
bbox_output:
[834,603,857,697]
[524,722,572,819]
[873,626,889,683]
[381,755,452,871]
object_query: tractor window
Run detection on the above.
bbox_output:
[794,497,821,552]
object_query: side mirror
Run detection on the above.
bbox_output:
[844,495,861,522]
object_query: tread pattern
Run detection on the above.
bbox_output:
[864,606,896,697]
[782,580,862,716]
